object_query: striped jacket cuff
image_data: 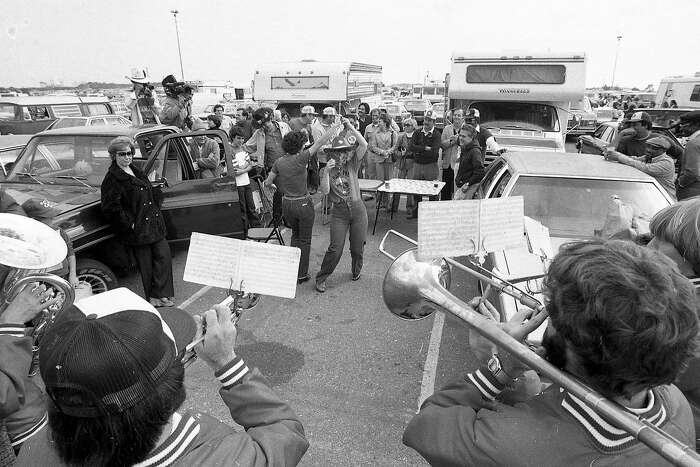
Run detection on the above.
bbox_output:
[214,356,249,388]
[465,366,506,400]
[0,324,27,338]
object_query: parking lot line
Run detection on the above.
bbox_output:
[178,285,212,310]
[417,310,445,409]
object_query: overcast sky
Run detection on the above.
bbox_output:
[2,0,699,89]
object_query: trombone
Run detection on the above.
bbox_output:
[379,230,700,467]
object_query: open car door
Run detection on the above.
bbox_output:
[144,129,245,240]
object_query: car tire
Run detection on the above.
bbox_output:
[76,258,118,295]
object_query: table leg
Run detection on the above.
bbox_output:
[372,193,382,235]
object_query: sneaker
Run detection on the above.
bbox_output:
[315,281,326,293]
[352,272,361,281]
[149,297,164,307]
[297,274,311,284]
[160,297,175,307]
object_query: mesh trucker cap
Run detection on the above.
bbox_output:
[40,288,196,418]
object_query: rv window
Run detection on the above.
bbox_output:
[271,76,329,90]
[86,103,110,116]
[0,105,16,120]
[28,106,50,120]
[466,65,566,84]
[691,85,700,102]
[51,104,82,118]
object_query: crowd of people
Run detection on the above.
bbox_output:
[0,70,699,466]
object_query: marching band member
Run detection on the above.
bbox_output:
[16,288,309,466]
[403,240,698,466]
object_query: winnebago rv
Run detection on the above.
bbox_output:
[656,73,700,109]
[252,60,383,116]
[447,52,586,157]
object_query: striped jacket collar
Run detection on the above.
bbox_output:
[561,388,666,453]
[134,412,201,467]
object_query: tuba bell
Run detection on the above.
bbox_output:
[0,213,75,376]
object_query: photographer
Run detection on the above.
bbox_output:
[159,74,192,130]
[124,69,161,125]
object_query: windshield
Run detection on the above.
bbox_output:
[570,98,592,113]
[385,105,403,114]
[8,135,145,186]
[472,101,559,132]
[51,118,88,129]
[510,176,669,238]
[404,101,431,111]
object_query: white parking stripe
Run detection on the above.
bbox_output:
[417,311,445,409]
[178,285,212,309]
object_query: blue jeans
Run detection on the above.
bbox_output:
[282,196,315,278]
[316,200,368,283]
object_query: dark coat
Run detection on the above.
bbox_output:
[100,162,166,245]
[455,142,485,188]
[409,129,441,164]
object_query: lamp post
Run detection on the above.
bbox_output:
[611,35,622,88]
[171,10,185,81]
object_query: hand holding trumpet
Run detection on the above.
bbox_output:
[193,303,238,370]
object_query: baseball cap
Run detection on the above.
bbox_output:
[646,136,671,150]
[680,110,700,123]
[21,198,61,221]
[322,107,337,117]
[325,131,357,151]
[424,110,438,121]
[301,105,318,115]
[40,288,196,418]
[628,111,652,124]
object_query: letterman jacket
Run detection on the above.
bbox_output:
[403,365,695,466]
[17,357,309,466]
[0,325,48,449]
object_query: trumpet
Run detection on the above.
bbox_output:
[379,231,700,467]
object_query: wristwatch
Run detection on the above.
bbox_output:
[487,354,514,385]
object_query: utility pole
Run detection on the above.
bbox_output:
[171,10,185,81]
[611,35,622,89]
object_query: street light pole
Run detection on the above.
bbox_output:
[171,10,185,81]
[611,35,622,88]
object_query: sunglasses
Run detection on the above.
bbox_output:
[116,151,133,157]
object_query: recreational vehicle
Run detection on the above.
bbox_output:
[656,73,700,109]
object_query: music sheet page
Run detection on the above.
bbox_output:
[417,200,479,260]
[183,233,300,298]
[479,197,525,252]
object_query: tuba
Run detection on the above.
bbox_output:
[0,213,75,376]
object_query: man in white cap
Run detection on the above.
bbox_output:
[605,136,677,199]
[311,107,343,167]
[124,68,161,126]
[289,105,318,138]
[606,111,654,159]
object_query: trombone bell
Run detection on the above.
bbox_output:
[382,248,451,320]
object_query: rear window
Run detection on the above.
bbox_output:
[466,65,566,84]
[86,103,110,116]
[51,118,87,129]
[404,101,430,111]
[51,104,82,118]
[0,104,17,120]
[691,85,700,102]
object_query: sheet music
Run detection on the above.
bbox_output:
[417,200,479,260]
[184,233,300,298]
[524,216,554,260]
[479,197,525,252]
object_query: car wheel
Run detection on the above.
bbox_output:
[76,258,118,295]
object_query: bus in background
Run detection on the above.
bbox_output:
[656,73,700,109]
[446,52,586,161]
[412,81,446,104]
[252,60,383,117]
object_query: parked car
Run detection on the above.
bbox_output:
[402,99,433,127]
[576,121,685,162]
[566,96,597,136]
[0,135,30,179]
[474,151,674,343]
[593,107,620,123]
[45,115,131,130]
[0,95,114,135]
[1,125,244,293]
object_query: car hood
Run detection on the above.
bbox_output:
[1,182,100,215]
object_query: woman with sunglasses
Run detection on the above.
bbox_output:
[100,136,174,308]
